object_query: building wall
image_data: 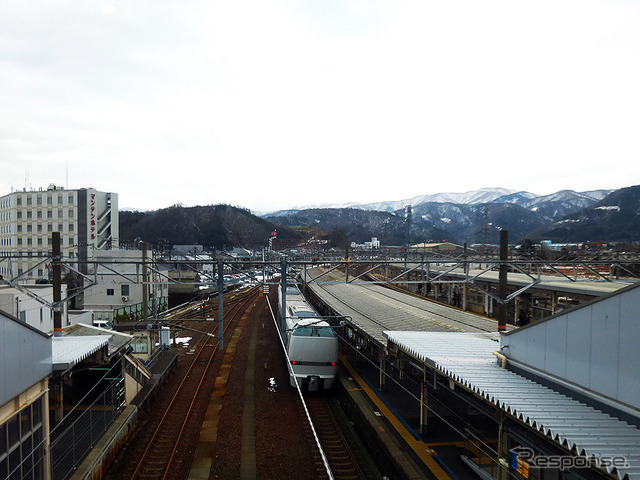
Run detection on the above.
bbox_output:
[0,381,50,480]
[82,249,169,321]
[0,286,69,333]
[501,284,640,413]
[0,312,52,410]
[0,185,118,282]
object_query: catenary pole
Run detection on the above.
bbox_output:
[53,232,62,337]
[498,230,509,332]
[218,259,224,350]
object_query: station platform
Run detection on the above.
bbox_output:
[68,348,178,480]
[337,353,475,480]
[131,349,179,407]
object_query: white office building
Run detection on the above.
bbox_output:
[83,248,169,325]
[0,184,118,282]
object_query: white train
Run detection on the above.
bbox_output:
[277,283,339,391]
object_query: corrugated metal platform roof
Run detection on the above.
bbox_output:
[383,331,640,480]
[52,336,110,371]
[62,323,132,355]
[307,280,507,346]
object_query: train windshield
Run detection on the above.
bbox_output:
[292,326,336,337]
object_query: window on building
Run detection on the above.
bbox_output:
[16,197,22,206]
[0,398,46,480]
[26,211,32,219]
[26,197,32,205]
[47,196,52,205]
[37,197,42,205]
[121,284,130,296]
[47,210,52,219]
[107,288,114,296]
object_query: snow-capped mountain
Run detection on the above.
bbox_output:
[332,188,519,213]
[264,187,626,244]
[531,186,640,242]
[269,188,612,218]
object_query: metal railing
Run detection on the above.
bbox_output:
[50,378,125,480]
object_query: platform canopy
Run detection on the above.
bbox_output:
[51,335,110,371]
[384,331,640,480]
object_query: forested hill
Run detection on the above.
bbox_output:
[119,204,300,250]
[263,207,454,245]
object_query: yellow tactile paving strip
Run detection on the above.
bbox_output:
[341,354,452,480]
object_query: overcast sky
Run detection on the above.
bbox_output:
[2,0,639,212]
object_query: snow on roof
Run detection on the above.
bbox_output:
[51,336,109,371]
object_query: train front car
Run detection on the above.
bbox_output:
[287,318,339,391]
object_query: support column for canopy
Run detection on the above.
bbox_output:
[420,368,428,436]
[378,350,386,392]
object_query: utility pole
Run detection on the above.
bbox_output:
[404,205,412,270]
[152,247,158,321]
[52,232,62,337]
[218,259,224,350]
[498,230,508,332]
[280,258,287,334]
[345,244,349,283]
[142,242,148,324]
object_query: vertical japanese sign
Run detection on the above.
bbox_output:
[90,193,96,240]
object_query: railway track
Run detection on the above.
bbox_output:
[304,394,380,480]
[123,287,259,480]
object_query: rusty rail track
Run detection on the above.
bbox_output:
[128,287,259,480]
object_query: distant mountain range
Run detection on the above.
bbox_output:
[528,186,640,243]
[273,188,612,219]
[119,186,640,250]
[264,187,640,245]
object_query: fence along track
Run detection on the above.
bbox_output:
[129,287,259,480]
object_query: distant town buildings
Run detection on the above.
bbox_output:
[351,237,380,250]
[82,248,169,325]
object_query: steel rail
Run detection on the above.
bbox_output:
[128,287,259,480]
